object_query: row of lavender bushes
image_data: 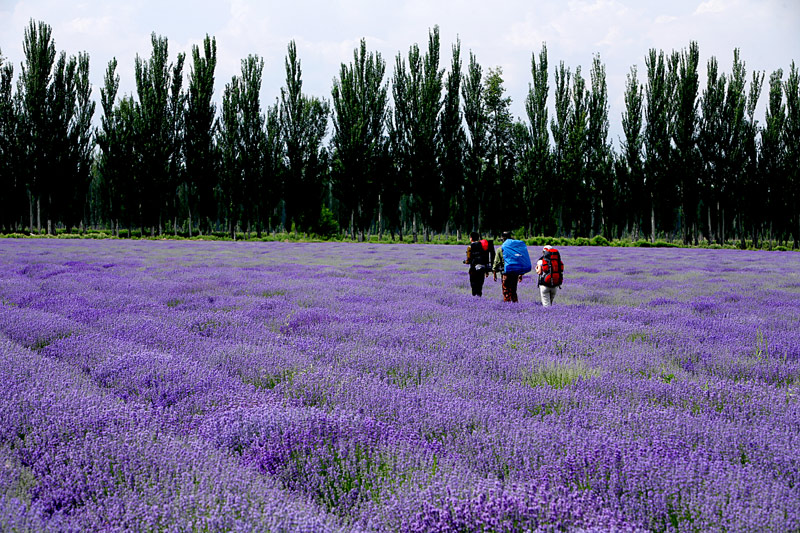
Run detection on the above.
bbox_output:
[1,239,798,530]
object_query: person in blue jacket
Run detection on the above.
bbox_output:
[492,231,531,302]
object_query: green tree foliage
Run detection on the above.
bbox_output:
[698,50,760,245]
[217,74,240,238]
[587,54,612,238]
[184,35,218,236]
[551,62,591,237]
[785,62,800,245]
[216,55,267,238]
[3,20,798,247]
[699,56,726,243]
[263,102,284,232]
[0,48,22,232]
[133,33,185,234]
[672,42,701,244]
[644,49,677,241]
[57,52,95,232]
[17,19,56,233]
[739,69,764,245]
[483,67,516,232]
[96,59,142,235]
[567,67,588,237]
[438,39,465,235]
[551,61,571,236]
[15,20,94,234]
[461,51,487,232]
[521,44,551,235]
[760,69,786,244]
[238,55,267,237]
[331,39,389,239]
[389,26,443,241]
[280,41,330,233]
[620,65,645,239]
[720,49,750,244]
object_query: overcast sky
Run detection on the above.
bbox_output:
[1,0,799,146]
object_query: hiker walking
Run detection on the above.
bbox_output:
[463,232,495,297]
[492,231,532,302]
[535,245,564,306]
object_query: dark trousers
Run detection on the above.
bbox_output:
[469,269,486,296]
[501,273,520,302]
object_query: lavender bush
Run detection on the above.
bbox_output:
[1,239,798,531]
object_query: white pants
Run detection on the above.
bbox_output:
[539,285,557,307]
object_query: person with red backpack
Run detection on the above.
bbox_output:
[463,232,495,297]
[535,245,564,306]
[492,231,532,302]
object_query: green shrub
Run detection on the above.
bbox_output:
[653,240,678,248]
[315,207,340,237]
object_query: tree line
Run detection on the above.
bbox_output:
[1,20,798,246]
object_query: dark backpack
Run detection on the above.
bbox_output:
[538,248,564,287]
[502,239,532,275]
[469,239,495,270]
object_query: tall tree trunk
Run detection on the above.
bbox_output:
[29,193,34,235]
[707,205,714,243]
[650,201,656,242]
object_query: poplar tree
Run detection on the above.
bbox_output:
[17,19,56,233]
[523,44,551,235]
[784,62,800,247]
[216,55,267,238]
[331,39,388,239]
[238,55,267,237]
[740,69,764,244]
[97,58,123,234]
[760,69,785,244]
[483,67,515,232]
[699,56,726,242]
[587,54,612,237]
[551,61,571,235]
[461,51,487,231]
[62,52,94,232]
[0,48,21,232]
[438,39,465,235]
[672,42,701,243]
[389,26,443,240]
[134,33,184,234]
[217,76,240,238]
[620,65,644,239]
[566,66,588,236]
[184,35,218,236]
[644,49,676,241]
[280,40,329,232]
[264,103,284,232]
[720,49,749,243]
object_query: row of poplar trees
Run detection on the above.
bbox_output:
[1,20,798,245]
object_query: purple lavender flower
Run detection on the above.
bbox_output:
[1,239,799,531]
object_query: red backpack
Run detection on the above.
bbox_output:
[538,248,564,287]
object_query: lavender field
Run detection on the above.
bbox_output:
[1,239,799,532]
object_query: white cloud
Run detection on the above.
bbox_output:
[695,0,729,14]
